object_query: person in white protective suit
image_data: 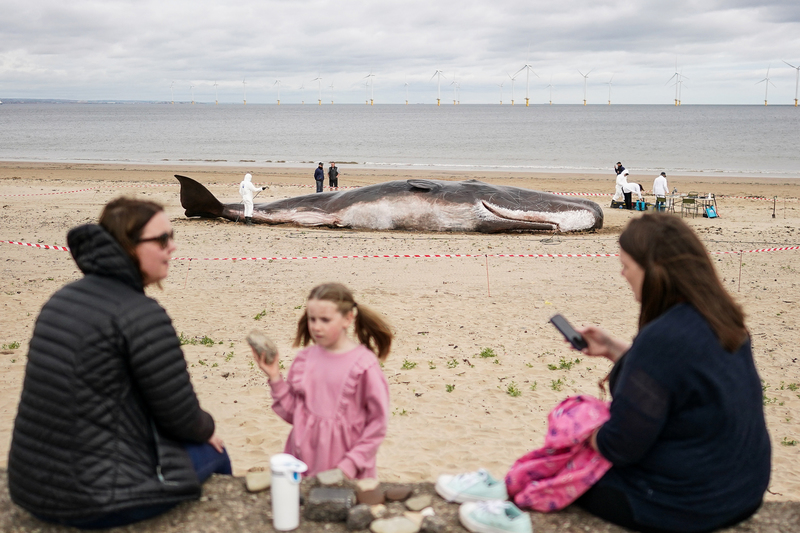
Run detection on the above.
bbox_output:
[613,169,629,203]
[239,173,266,225]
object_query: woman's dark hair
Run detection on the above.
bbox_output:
[294,283,393,361]
[99,197,164,271]
[619,213,747,352]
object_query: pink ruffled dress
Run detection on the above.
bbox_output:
[506,395,611,512]
[270,344,390,479]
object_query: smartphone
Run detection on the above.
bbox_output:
[549,314,588,351]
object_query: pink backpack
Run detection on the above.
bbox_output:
[505,395,611,512]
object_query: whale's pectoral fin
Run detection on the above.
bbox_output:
[175,175,224,218]
[407,179,443,193]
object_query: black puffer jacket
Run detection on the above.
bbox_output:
[8,224,215,521]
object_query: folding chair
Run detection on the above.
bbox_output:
[681,196,699,218]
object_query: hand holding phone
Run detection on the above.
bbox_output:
[549,314,588,351]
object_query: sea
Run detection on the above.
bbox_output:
[1,103,798,178]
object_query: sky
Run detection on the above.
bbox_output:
[1,0,800,105]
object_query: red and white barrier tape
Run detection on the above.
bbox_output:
[3,240,798,260]
[1,240,71,252]
[1,187,99,197]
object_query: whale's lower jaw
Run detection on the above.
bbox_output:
[481,201,601,232]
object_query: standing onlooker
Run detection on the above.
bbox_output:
[653,172,669,211]
[328,162,339,190]
[314,162,325,193]
[254,283,393,479]
[614,162,625,175]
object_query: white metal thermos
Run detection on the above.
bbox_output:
[270,453,308,531]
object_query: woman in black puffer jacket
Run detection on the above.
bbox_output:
[8,197,231,529]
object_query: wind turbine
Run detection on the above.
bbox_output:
[312,75,322,105]
[756,65,776,106]
[497,81,504,104]
[329,81,334,104]
[273,80,282,105]
[213,80,218,105]
[190,84,195,104]
[404,81,409,105]
[784,61,800,106]
[242,78,247,105]
[363,71,375,105]
[605,74,614,105]
[170,81,174,104]
[545,76,554,105]
[431,70,445,106]
[667,59,681,105]
[507,71,518,105]
[299,83,305,104]
[515,62,538,107]
[578,69,593,105]
[450,73,458,104]
[675,73,688,105]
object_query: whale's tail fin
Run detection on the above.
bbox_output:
[175,175,225,218]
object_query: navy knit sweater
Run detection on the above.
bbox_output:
[596,303,770,532]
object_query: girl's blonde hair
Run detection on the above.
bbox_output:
[293,283,393,361]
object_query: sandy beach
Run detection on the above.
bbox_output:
[1,162,798,501]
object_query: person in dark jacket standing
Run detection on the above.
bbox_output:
[314,161,325,192]
[8,197,231,529]
[574,214,770,533]
[328,162,340,189]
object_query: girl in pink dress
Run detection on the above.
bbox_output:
[254,283,393,479]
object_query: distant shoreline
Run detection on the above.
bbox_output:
[0,159,797,180]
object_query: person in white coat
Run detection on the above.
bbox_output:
[652,172,669,211]
[613,169,629,203]
[622,181,643,210]
[239,173,266,225]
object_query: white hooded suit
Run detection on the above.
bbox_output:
[613,170,629,202]
[239,173,261,217]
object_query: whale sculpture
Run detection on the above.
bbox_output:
[175,175,603,233]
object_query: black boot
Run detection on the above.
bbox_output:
[245,217,253,226]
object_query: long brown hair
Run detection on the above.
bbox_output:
[294,283,393,361]
[99,197,163,273]
[619,213,747,352]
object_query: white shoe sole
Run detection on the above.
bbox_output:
[459,503,527,533]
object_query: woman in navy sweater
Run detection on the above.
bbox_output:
[576,214,770,533]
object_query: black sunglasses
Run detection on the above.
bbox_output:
[137,230,174,249]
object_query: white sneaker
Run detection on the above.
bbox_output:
[435,469,509,503]
[459,501,532,533]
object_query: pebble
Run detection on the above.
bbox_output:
[404,494,432,511]
[244,470,271,493]
[304,487,357,522]
[356,478,381,492]
[384,485,412,502]
[347,504,374,531]
[420,515,447,533]
[370,516,420,533]
[370,504,388,519]
[317,468,345,486]
[403,512,424,528]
